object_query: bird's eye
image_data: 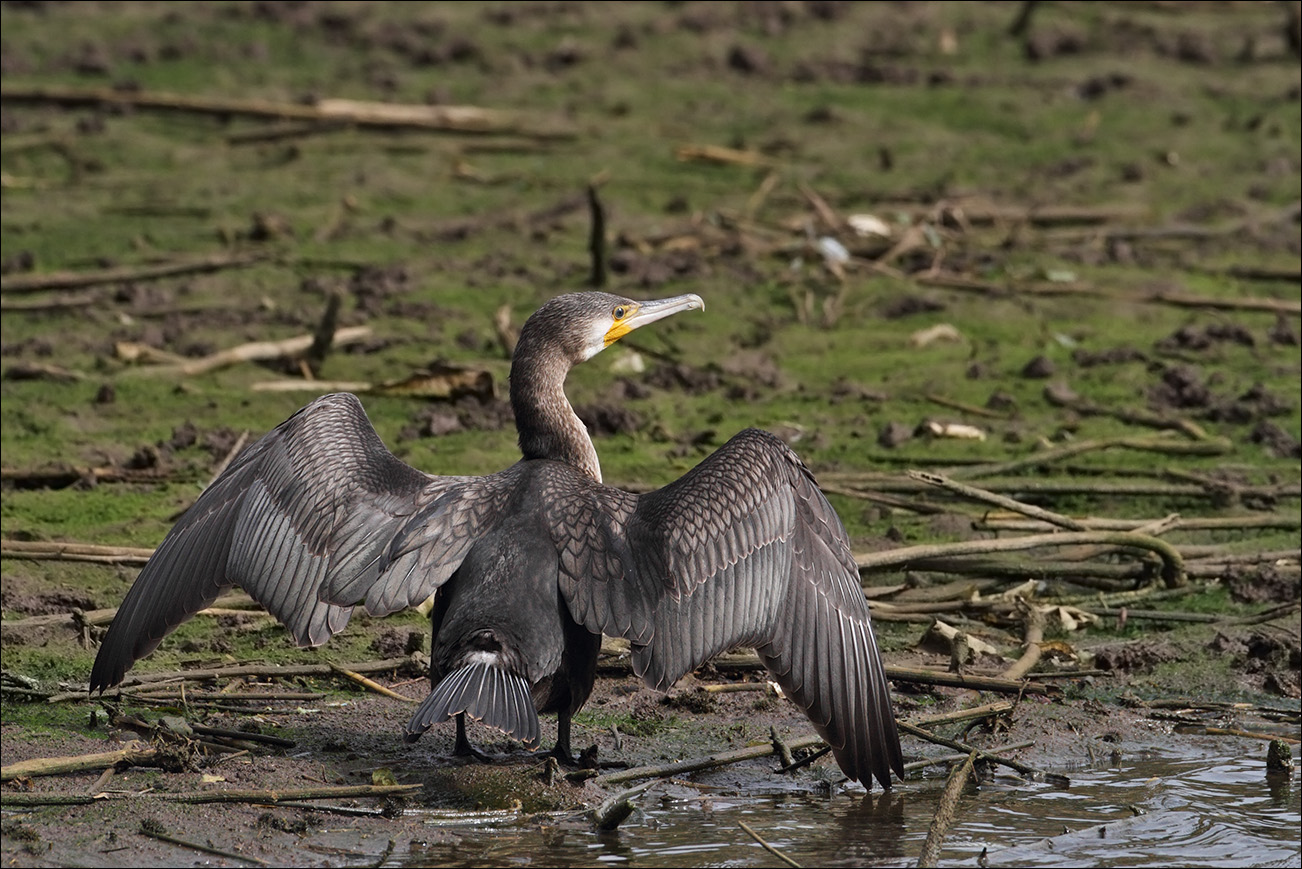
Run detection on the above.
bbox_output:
[613,305,627,320]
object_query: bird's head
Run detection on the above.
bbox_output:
[521,291,705,364]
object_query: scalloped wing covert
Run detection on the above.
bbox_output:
[90,393,477,692]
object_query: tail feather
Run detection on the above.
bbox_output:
[404,662,540,748]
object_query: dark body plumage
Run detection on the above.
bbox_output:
[91,291,904,789]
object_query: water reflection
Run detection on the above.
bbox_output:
[401,752,1300,868]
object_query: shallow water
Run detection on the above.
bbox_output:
[399,751,1301,868]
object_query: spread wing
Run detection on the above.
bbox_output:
[89,393,504,692]
[556,428,903,788]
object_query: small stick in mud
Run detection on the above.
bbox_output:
[1,783,421,808]
[587,734,828,788]
[906,701,1016,730]
[304,290,344,378]
[896,720,1069,787]
[771,726,795,768]
[740,820,803,868]
[327,663,419,703]
[138,819,270,866]
[587,182,607,288]
[915,751,978,868]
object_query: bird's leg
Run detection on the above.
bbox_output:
[451,712,493,763]
[536,709,583,767]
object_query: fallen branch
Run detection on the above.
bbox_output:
[0,465,203,490]
[882,666,1058,697]
[946,435,1232,480]
[909,470,1087,531]
[1201,727,1301,745]
[975,514,1300,533]
[0,84,576,139]
[1,740,159,782]
[83,656,420,695]
[1000,606,1045,682]
[914,269,1301,315]
[855,530,1186,588]
[0,539,155,565]
[915,751,977,868]
[1,783,420,807]
[587,734,827,787]
[134,326,372,377]
[0,252,266,294]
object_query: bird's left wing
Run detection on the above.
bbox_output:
[555,427,902,787]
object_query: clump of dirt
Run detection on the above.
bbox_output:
[1225,564,1302,604]
[0,584,97,618]
[1208,630,1302,697]
[1089,639,1183,673]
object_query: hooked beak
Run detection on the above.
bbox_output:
[603,293,704,346]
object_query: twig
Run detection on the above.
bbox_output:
[903,740,1035,773]
[740,820,803,868]
[675,143,779,167]
[1201,727,1301,745]
[914,269,1301,315]
[925,392,1010,420]
[587,182,607,288]
[207,430,250,487]
[975,514,1300,533]
[304,290,343,377]
[1,783,420,807]
[906,702,1015,730]
[909,470,1087,530]
[0,539,154,565]
[136,326,372,377]
[328,663,418,703]
[947,435,1232,480]
[915,751,977,868]
[138,823,269,866]
[188,724,295,748]
[882,666,1057,697]
[588,734,827,787]
[896,721,1068,786]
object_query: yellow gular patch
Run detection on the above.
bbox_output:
[603,320,634,346]
[602,304,639,346]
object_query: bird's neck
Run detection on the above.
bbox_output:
[510,341,602,483]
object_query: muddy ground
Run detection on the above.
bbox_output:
[2,608,1299,867]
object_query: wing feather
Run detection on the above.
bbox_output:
[557,427,902,788]
[90,393,501,693]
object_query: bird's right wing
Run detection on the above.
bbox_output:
[90,393,479,692]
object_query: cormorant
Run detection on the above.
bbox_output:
[90,291,904,789]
